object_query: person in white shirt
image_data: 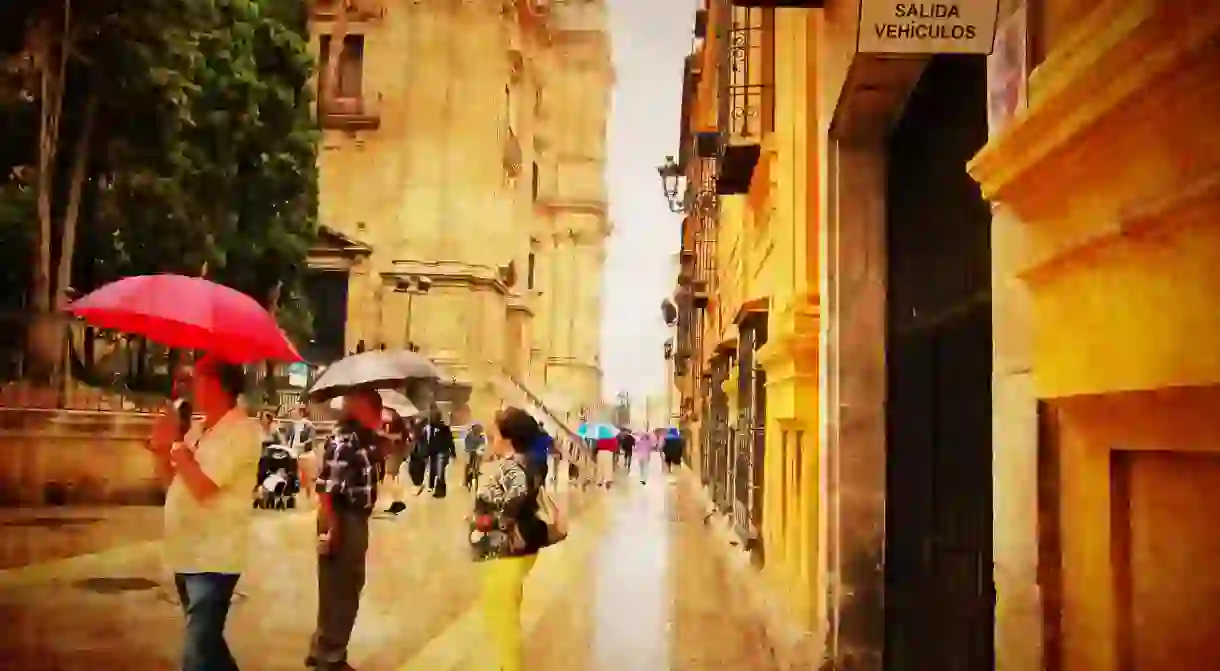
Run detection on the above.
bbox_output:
[289,406,320,503]
[148,356,262,671]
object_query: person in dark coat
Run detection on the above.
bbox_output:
[423,409,456,498]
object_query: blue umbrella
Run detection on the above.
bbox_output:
[578,422,617,440]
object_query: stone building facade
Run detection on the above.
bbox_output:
[306,0,612,423]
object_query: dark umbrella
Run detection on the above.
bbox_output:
[302,349,440,402]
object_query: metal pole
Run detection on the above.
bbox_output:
[404,289,414,347]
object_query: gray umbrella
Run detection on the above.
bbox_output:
[302,349,441,402]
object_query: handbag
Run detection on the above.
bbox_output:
[533,487,567,547]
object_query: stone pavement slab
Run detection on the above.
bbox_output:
[0,506,163,570]
[0,490,481,671]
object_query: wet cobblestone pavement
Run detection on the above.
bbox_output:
[0,464,783,670]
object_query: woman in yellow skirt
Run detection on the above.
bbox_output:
[470,407,548,671]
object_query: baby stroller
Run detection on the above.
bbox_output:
[255,443,299,510]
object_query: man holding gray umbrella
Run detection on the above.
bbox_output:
[306,387,382,671]
[302,349,441,670]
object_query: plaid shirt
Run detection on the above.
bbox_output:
[316,421,378,513]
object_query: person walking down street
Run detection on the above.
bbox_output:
[471,407,550,671]
[633,429,659,485]
[595,434,617,489]
[527,427,553,488]
[663,429,685,475]
[424,409,456,498]
[149,357,262,671]
[464,423,487,490]
[616,427,635,474]
[307,388,383,671]
[381,408,409,515]
[407,417,428,495]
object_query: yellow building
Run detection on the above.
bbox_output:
[668,1,820,662]
[672,1,1220,669]
[305,0,612,424]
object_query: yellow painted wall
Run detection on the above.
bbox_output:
[969,2,1220,669]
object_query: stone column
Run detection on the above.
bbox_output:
[824,142,887,669]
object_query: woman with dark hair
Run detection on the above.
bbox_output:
[470,406,547,671]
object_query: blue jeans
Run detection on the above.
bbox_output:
[428,453,449,490]
[174,572,241,671]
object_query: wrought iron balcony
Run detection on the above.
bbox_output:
[715,2,774,195]
[319,93,382,131]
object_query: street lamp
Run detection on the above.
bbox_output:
[393,275,432,351]
[657,155,685,213]
[658,154,718,216]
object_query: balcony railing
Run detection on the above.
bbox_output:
[311,0,385,21]
[319,92,382,131]
[715,1,773,195]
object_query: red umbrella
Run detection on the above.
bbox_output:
[67,274,303,364]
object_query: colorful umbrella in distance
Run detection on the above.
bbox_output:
[67,274,302,364]
[577,422,617,440]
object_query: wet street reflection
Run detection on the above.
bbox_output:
[0,462,782,670]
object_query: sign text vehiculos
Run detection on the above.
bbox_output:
[856,1,1000,55]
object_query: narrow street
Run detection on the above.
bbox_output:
[0,462,780,671]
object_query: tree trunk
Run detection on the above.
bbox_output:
[54,89,97,401]
[55,90,96,313]
[28,5,70,381]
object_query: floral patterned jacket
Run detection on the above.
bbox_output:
[469,455,533,561]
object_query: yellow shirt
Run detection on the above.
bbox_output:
[163,407,262,574]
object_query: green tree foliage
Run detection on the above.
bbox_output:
[0,0,318,343]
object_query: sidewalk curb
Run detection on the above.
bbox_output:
[0,512,315,589]
[676,468,824,670]
[394,493,610,671]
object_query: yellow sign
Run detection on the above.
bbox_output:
[856,2,1000,55]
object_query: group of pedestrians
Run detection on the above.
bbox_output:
[593,426,684,488]
[148,357,565,671]
[380,409,457,515]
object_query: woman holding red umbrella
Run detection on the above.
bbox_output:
[149,356,262,671]
[69,274,301,671]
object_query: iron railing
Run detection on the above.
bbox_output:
[693,156,719,295]
[716,1,774,143]
[734,313,768,552]
[706,352,733,513]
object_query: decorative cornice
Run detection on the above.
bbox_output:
[534,199,608,218]
[381,260,511,295]
[506,291,536,316]
[967,2,1220,209]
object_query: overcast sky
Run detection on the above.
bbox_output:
[600,0,696,401]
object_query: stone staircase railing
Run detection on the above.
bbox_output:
[483,361,592,479]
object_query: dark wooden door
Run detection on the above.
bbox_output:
[883,54,995,671]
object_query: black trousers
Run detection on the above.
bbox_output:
[310,512,369,668]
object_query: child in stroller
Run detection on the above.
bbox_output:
[255,444,299,509]
[254,412,299,510]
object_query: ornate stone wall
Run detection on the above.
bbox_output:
[310,0,612,422]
